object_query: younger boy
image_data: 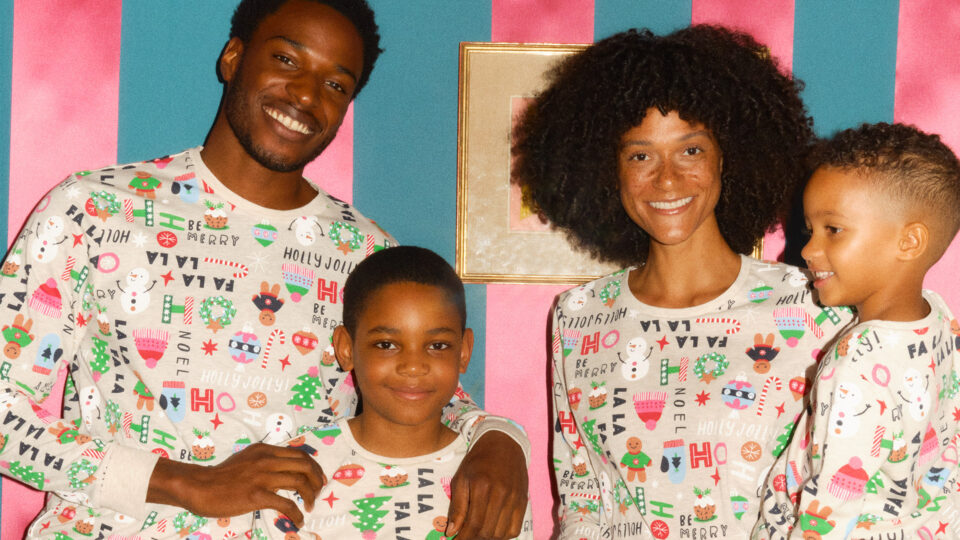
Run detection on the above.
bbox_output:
[248,246,533,539]
[755,123,960,539]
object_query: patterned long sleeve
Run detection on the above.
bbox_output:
[0,178,159,517]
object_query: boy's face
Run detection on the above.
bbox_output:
[801,167,903,318]
[219,0,364,172]
[333,282,472,431]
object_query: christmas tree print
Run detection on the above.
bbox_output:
[89,336,110,380]
[104,400,121,435]
[771,420,795,458]
[66,458,97,489]
[287,366,323,411]
[173,510,208,536]
[6,460,46,489]
[350,493,391,539]
[581,418,605,457]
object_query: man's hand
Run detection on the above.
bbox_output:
[446,431,528,539]
[147,442,326,526]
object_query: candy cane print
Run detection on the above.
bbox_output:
[802,310,823,339]
[122,412,133,438]
[261,329,286,368]
[756,376,782,416]
[203,256,250,278]
[61,256,76,281]
[871,425,886,457]
[123,198,135,222]
[694,316,741,335]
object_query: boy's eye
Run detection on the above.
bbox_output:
[428,342,451,351]
[373,341,396,350]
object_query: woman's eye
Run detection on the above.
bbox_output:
[627,152,648,162]
[826,226,842,234]
[683,146,703,156]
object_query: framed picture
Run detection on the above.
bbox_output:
[456,42,622,284]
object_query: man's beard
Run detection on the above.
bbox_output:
[223,79,332,173]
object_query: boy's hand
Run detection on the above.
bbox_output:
[446,431,528,539]
[147,442,326,526]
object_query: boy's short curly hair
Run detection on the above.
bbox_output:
[229,0,381,96]
[341,246,467,336]
[809,122,960,245]
[512,25,814,267]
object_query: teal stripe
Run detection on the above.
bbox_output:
[118,2,233,162]
[794,1,899,137]
[0,0,12,252]
[595,0,691,40]
[354,0,491,405]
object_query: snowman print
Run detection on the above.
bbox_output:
[827,380,863,437]
[117,268,156,314]
[620,336,651,381]
[263,413,294,444]
[565,284,594,312]
[79,385,103,429]
[290,216,322,246]
[31,216,66,263]
[899,368,929,421]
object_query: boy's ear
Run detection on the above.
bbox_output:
[219,37,244,83]
[458,328,474,374]
[332,325,354,372]
[896,222,928,261]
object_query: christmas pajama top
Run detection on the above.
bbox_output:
[755,290,960,539]
[244,419,534,539]
[0,148,528,540]
[551,256,852,539]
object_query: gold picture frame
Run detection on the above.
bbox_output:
[456,42,622,284]
[455,42,762,284]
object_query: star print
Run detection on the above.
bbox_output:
[278,355,291,371]
[336,241,352,255]
[929,358,937,374]
[936,522,948,534]
[131,232,147,248]
[877,400,887,415]
[210,413,223,430]
[207,319,223,333]
[76,312,90,328]
[161,271,174,286]
[656,335,669,350]
[953,407,960,422]
[323,491,339,508]
[201,339,218,356]
[573,436,585,451]
[710,468,721,486]
[701,372,716,384]
[72,234,84,247]
[39,521,50,532]
[695,391,710,406]
[775,402,786,418]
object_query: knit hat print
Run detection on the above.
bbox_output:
[828,456,869,501]
[30,278,63,318]
[919,425,938,466]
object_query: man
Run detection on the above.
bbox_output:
[0,1,527,538]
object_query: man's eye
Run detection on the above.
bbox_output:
[326,80,346,94]
[274,54,294,66]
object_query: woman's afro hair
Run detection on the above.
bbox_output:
[512,25,814,267]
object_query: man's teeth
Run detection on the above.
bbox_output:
[267,108,312,135]
[649,196,693,210]
[814,271,834,279]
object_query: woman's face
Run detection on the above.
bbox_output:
[618,109,723,248]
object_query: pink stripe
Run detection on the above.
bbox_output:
[8,1,122,244]
[303,104,354,204]
[895,0,960,305]
[485,283,567,540]
[491,0,594,43]
[692,0,794,72]
[4,2,122,535]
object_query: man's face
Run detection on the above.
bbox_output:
[220,0,365,172]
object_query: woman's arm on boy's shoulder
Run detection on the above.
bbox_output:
[442,387,530,539]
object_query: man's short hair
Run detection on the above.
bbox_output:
[230,0,382,95]
[341,246,467,335]
[808,122,960,241]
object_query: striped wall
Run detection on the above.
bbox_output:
[3,1,960,538]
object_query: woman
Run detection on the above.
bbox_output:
[513,26,848,538]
